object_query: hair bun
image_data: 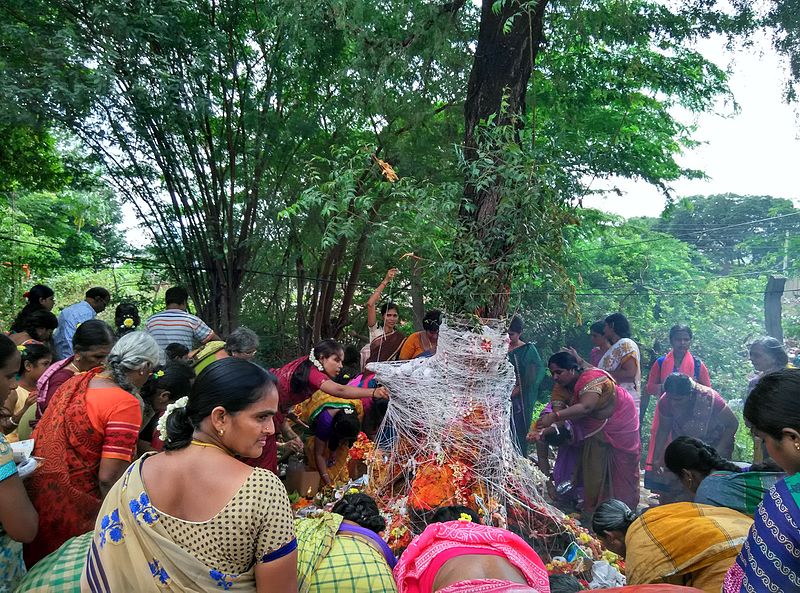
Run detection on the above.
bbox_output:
[23,291,30,298]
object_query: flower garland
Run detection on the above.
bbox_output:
[120,317,135,329]
[308,348,325,372]
[156,396,189,441]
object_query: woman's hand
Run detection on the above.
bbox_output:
[384,268,399,283]
[24,390,38,408]
[537,412,557,430]
[285,436,304,454]
[526,428,543,442]
[373,386,389,399]
[320,472,332,487]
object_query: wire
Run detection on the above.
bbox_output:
[572,210,800,254]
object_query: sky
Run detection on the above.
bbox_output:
[584,33,800,219]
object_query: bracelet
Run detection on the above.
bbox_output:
[553,411,561,422]
[7,416,19,427]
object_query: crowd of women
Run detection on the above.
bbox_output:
[0,278,797,593]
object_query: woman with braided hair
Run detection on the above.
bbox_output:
[25,332,161,565]
[295,492,397,593]
[664,436,783,516]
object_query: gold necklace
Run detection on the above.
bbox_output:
[190,439,231,455]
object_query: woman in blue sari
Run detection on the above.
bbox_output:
[724,368,800,592]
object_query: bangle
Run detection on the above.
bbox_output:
[553,411,561,422]
[7,416,19,427]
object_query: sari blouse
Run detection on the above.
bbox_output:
[82,456,296,592]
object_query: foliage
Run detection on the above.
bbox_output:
[655,194,800,274]
[0,124,66,195]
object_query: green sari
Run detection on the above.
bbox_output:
[508,342,544,456]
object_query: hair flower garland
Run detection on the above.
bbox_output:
[156,396,189,440]
[308,348,325,372]
[153,370,165,379]
[16,344,26,353]
[458,513,473,522]
[122,317,135,329]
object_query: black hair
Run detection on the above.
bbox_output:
[548,351,581,371]
[343,344,360,367]
[605,313,631,339]
[750,459,784,472]
[114,303,141,337]
[331,493,386,534]
[363,397,389,437]
[663,373,692,396]
[290,339,343,394]
[508,316,524,334]
[85,287,110,301]
[0,335,18,368]
[429,505,481,524]
[328,408,361,451]
[589,320,606,335]
[744,368,800,441]
[669,324,693,341]
[592,499,637,535]
[165,286,189,306]
[10,284,55,332]
[422,309,442,332]
[72,319,116,353]
[664,436,741,478]
[164,357,277,451]
[380,301,399,316]
[750,337,789,367]
[548,573,584,593]
[165,343,190,360]
[22,310,58,340]
[18,341,52,376]
[140,361,195,407]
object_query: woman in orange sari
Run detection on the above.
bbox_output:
[24,332,161,565]
[531,352,641,518]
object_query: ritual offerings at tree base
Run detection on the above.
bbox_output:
[363,316,623,583]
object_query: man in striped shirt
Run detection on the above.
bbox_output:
[145,286,220,351]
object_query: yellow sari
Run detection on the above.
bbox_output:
[625,502,751,592]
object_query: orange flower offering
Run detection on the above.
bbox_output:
[348,432,374,461]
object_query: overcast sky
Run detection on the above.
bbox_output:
[584,32,800,218]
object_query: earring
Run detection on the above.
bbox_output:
[795,442,800,452]
[218,429,224,437]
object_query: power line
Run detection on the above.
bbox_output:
[572,210,800,254]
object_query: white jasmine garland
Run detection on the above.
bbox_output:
[308,348,325,372]
[156,396,190,440]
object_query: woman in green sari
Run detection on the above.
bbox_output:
[508,317,545,456]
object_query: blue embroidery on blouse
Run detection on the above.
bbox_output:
[129,492,160,526]
[121,462,136,491]
[148,559,170,586]
[209,569,236,590]
[98,508,124,547]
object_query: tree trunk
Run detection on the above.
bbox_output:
[764,276,786,341]
[458,0,549,318]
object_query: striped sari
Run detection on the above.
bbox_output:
[626,502,751,592]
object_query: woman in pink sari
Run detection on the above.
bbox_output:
[394,506,550,593]
[531,352,641,518]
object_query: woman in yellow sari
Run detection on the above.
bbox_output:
[593,499,751,593]
[299,391,364,486]
[81,357,297,592]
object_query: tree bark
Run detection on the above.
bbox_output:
[459,0,549,318]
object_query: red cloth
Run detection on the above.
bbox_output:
[25,369,108,565]
[645,350,711,396]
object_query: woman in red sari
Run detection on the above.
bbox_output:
[530,351,641,519]
[24,332,161,565]
[249,339,389,474]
